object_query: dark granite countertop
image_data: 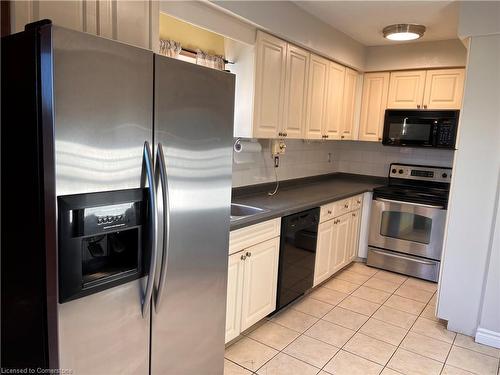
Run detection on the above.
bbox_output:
[230,173,387,230]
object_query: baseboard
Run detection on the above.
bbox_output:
[475,327,500,349]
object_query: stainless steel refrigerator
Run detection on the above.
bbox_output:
[1,21,235,374]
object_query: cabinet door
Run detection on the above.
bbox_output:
[358,72,390,142]
[340,68,358,140]
[240,237,280,331]
[253,32,287,139]
[347,210,361,262]
[330,214,351,274]
[423,69,465,109]
[282,45,309,139]
[324,62,346,140]
[225,252,245,343]
[305,54,330,139]
[313,220,334,286]
[387,70,427,109]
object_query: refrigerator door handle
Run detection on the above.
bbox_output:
[154,143,170,312]
[141,141,158,318]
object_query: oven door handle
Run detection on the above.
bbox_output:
[370,248,437,265]
[375,197,444,209]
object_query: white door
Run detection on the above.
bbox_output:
[313,220,334,286]
[358,72,390,142]
[253,31,287,138]
[225,252,245,343]
[305,54,329,139]
[324,61,346,140]
[423,68,465,109]
[340,68,358,140]
[387,70,427,109]
[240,237,280,331]
[330,213,351,273]
[282,45,309,139]
[347,210,361,261]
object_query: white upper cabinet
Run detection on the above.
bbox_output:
[387,70,427,109]
[340,67,358,140]
[282,45,309,139]
[253,31,287,139]
[324,61,346,140]
[423,68,465,109]
[305,54,330,139]
[358,72,390,142]
[10,0,158,51]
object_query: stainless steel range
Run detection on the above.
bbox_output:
[367,163,452,282]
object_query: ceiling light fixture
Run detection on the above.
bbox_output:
[383,24,426,41]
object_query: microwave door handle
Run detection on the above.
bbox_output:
[154,143,170,313]
[141,141,158,318]
[375,197,444,209]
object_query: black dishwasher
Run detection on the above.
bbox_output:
[276,208,320,311]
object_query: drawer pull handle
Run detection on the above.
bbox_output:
[327,210,332,214]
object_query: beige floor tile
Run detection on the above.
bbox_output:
[394,284,434,303]
[411,317,456,344]
[323,350,383,375]
[291,296,334,318]
[309,287,348,305]
[421,304,439,322]
[338,295,381,316]
[441,364,476,374]
[323,306,369,331]
[352,286,391,304]
[343,332,397,365]
[224,359,253,375]
[346,262,379,276]
[388,348,443,375]
[256,352,319,375]
[428,293,437,306]
[372,305,418,329]
[225,337,278,372]
[359,318,408,346]
[446,346,499,375]
[402,277,438,293]
[323,278,360,294]
[334,270,372,285]
[271,308,319,333]
[373,269,408,285]
[364,277,400,293]
[248,321,300,351]
[381,368,403,375]
[304,319,355,348]
[283,335,339,368]
[384,295,426,315]
[454,333,500,358]
[400,331,452,362]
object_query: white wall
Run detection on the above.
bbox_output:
[458,1,500,39]
[437,32,500,336]
[210,0,366,70]
[365,39,467,72]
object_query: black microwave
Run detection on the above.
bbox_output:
[382,110,459,149]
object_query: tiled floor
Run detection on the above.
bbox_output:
[224,262,500,375]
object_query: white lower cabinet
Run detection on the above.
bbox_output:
[314,195,363,286]
[225,234,280,343]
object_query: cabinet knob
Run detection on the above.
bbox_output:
[378,137,382,141]
[424,104,428,109]
[327,210,332,214]
[241,255,246,261]
[417,104,421,109]
[344,203,349,208]
[352,213,356,217]
[246,251,252,257]
[341,135,345,139]
[357,200,361,204]
[326,135,329,139]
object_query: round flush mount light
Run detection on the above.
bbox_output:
[383,24,426,41]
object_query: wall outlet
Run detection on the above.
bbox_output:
[271,140,286,156]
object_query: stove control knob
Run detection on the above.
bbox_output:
[442,173,448,178]
[398,169,404,174]
[391,168,397,174]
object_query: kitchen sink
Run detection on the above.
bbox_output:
[231,203,269,221]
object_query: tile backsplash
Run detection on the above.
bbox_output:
[232,139,454,187]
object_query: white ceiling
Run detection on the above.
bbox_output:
[294,1,459,46]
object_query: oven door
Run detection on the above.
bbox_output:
[369,197,446,260]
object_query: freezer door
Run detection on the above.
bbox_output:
[152,55,235,374]
[53,27,153,375]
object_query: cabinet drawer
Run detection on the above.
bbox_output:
[332,197,353,217]
[229,218,281,255]
[320,203,335,223]
[351,194,363,210]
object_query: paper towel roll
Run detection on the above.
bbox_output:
[233,139,262,153]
